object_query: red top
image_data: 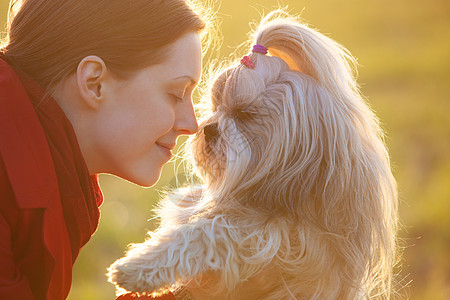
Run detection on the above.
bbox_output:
[0,58,103,299]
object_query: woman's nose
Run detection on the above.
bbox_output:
[175,100,198,135]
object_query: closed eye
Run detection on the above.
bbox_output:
[170,94,184,103]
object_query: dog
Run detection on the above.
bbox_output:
[108,10,398,300]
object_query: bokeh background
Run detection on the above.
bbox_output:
[1,0,449,299]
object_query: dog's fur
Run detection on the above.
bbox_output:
[108,10,398,300]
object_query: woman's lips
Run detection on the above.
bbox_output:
[156,142,175,158]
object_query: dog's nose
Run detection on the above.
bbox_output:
[204,122,219,142]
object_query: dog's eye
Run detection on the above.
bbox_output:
[234,109,257,121]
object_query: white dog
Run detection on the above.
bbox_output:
[108,10,398,300]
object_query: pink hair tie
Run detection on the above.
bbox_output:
[240,44,268,69]
[252,44,268,54]
[240,55,255,69]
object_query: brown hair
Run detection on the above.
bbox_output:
[1,0,210,90]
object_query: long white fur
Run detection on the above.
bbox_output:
[108,10,398,300]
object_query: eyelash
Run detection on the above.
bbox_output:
[170,94,184,103]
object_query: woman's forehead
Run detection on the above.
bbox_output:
[163,33,202,80]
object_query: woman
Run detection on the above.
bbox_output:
[0,0,211,299]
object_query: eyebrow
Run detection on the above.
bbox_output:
[172,75,198,85]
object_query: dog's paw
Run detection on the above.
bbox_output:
[107,221,218,294]
[107,256,159,293]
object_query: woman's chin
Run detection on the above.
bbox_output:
[118,170,162,188]
[134,175,161,188]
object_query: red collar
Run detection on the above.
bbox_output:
[0,58,103,299]
[0,58,58,209]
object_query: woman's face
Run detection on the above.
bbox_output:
[93,32,202,186]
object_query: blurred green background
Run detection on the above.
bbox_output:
[1,0,449,299]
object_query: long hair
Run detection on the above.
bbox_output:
[188,10,398,299]
[0,0,213,90]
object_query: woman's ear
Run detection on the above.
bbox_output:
[76,55,108,110]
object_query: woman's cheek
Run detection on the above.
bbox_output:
[154,106,178,135]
